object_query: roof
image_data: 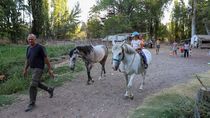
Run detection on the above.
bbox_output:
[196,35,210,41]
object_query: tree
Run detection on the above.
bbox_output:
[92,0,171,39]
[28,0,45,37]
[51,0,81,39]
[87,18,102,38]
[0,0,28,43]
[191,0,196,37]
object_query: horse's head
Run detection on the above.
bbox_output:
[69,48,79,71]
[112,40,125,71]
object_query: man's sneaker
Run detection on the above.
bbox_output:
[25,103,35,112]
[48,87,54,98]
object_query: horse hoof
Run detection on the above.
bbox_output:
[98,77,102,80]
[86,82,91,85]
[91,80,94,83]
[130,96,134,100]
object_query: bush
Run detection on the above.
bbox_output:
[130,71,210,118]
[0,95,15,106]
[0,78,30,95]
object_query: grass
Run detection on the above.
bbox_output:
[0,43,85,106]
[0,95,15,107]
[130,71,210,118]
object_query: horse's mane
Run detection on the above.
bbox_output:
[76,45,94,55]
[123,44,137,54]
[69,48,76,57]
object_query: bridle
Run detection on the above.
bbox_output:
[112,47,125,64]
[112,46,136,70]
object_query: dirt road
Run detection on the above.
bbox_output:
[0,45,209,118]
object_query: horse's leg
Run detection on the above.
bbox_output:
[127,74,135,100]
[124,74,129,97]
[139,70,146,90]
[85,63,93,85]
[98,64,104,80]
[99,55,107,80]
[103,64,106,76]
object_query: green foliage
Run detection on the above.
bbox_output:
[130,71,210,118]
[44,63,84,87]
[0,45,26,75]
[0,77,30,95]
[92,0,171,39]
[51,0,81,39]
[196,0,210,34]
[42,0,50,38]
[170,1,190,42]
[0,95,15,106]
[29,0,45,37]
[0,0,29,42]
[103,15,132,35]
[87,18,103,38]
[46,44,74,57]
[131,94,194,118]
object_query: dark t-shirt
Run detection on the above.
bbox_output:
[26,44,47,69]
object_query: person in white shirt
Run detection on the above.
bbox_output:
[130,31,148,69]
[184,41,190,58]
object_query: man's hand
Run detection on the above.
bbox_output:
[48,69,54,79]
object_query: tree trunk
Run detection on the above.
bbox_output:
[194,87,210,118]
[204,22,210,35]
[191,0,196,37]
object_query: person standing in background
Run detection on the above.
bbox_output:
[172,40,178,56]
[183,41,190,58]
[155,39,160,55]
[130,31,148,69]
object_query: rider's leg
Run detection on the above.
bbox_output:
[139,51,148,69]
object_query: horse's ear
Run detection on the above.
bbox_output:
[112,39,116,45]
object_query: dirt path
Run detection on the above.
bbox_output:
[1,45,210,118]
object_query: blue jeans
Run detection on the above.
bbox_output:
[139,51,147,65]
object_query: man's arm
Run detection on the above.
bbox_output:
[45,56,54,78]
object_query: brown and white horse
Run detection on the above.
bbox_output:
[69,45,108,85]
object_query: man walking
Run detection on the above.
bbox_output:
[23,33,54,112]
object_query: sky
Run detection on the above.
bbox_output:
[68,0,96,22]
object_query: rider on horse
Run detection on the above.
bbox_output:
[130,31,148,69]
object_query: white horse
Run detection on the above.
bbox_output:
[112,41,152,99]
